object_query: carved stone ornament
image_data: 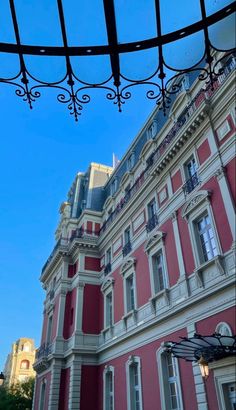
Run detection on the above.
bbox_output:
[101,277,114,292]
[120,257,136,275]
[145,231,166,254]
[214,166,226,181]
[182,190,211,220]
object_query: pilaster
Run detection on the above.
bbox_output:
[68,361,82,410]
[187,324,208,410]
[215,166,235,241]
[171,211,186,276]
[75,283,85,333]
[48,363,62,410]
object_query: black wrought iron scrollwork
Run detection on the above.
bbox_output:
[0,0,235,121]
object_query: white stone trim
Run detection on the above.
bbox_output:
[171,211,186,276]
[125,356,143,410]
[103,365,115,410]
[209,357,236,410]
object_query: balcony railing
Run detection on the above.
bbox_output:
[70,227,99,241]
[35,342,52,360]
[122,241,132,257]
[99,61,234,236]
[183,172,200,194]
[104,262,111,276]
[146,213,158,233]
[41,238,68,274]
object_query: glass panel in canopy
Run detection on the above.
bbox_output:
[209,15,236,50]
[114,0,157,43]
[24,56,66,83]
[0,54,20,79]
[0,2,16,42]
[163,32,205,70]
[14,0,63,46]
[62,0,108,46]
[120,48,158,80]
[160,0,201,34]
[71,56,111,84]
[205,0,233,16]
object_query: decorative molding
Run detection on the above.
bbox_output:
[101,277,114,293]
[182,190,211,220]
[214,166,226,181]
[120,257,136,276]
[145,231,166,254]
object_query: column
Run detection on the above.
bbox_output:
[48,362,62,410]
[215,166,235,242]
[68,360,82,410]
[187,324,208,410]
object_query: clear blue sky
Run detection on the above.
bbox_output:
[0,0,232,370]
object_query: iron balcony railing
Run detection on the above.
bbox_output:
[104,262,111,276]
[122,241,132,257]
[70,227,99,241]
[99,62,234,236]
[35,343,52,360]
[183,172,200,194]
[146,213,159,233]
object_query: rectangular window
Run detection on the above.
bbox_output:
[124,227,131,245]
[105,292,113,327]
[106,248,111,264]
[146,199,158,232]
[130,363,141,410]
[184,156,199,194]
[105,371,114,410]
[127,153,135,171]
[195,214,217,262]
[126,274,135,312]
[166,354,180,410]
[152,251,166,293]
[46,316,53,344]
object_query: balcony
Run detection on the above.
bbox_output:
[146,213,158,233]
[34,342,52,373]
[122,241,132,257]
[104,262,111,276]
[70,227,99,241]
[183,172,200,194]
[41,238,68,275]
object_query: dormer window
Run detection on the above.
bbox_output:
[110,178,118,196]
[147,120,157,139]
[127,152,135,171]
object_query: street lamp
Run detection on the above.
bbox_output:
[165,333,236,380]
[0,372,5,387]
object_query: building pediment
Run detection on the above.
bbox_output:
[182,190,211,219]
[120,257,136,275]
[145,231,166,254]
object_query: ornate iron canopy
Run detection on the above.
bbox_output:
[0,0,235,120]
[166,333,236,363]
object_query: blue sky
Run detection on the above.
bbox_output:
[0,0,233,370]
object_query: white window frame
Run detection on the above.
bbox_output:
[39,378,47,410]
[101,278,114,331]
[210,357,236,410]
[127,152,135,171]
[182,190,222,268]
[215,322,232,336]
[156,347,183,410]
[46,314,53,344]
[181,151,199,183]
[120,258,137,316]
[147,120,157,140]
[145,232,169,297]
[126,356,143,410]
[103,365,115,410]
[147,197,157,221]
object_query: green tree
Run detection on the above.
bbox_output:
[0,377,35,410]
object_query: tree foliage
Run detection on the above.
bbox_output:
[0,377,35,410]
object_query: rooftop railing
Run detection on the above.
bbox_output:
[99,61,235,236]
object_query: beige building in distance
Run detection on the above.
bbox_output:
[4,338,36,385]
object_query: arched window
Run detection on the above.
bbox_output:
[20,360,30,370]
[39,379,46,410]
[215,322,232,336]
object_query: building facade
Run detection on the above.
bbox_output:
[4,338,36,385]
[33,53,235,410]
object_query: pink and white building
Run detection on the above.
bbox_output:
[33,53,235,410]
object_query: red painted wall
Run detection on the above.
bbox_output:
[84,256,101,272]
[86,221,93,233]
[132,244,151,307]
[171,169,182,193]
[80,366,99,410]
[82,284,103,334]
[196,307,236,410]
[159,218,180,286]
[197,138,211,165]
[97,328,197,410]
[63,288,77,339]
[95,222,100,234]
[59,368,70,410]
[51,294,60,341]
[202,177,233,252]
[68,261,77,278]
[177,209,195,275]
[226,157,236,203]
[113,268,124,323]
[34,371,51,410]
